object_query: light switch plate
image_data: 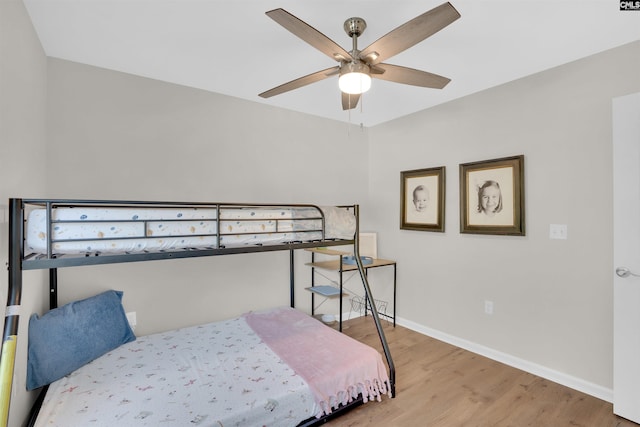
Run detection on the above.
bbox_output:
[549,224,568,240]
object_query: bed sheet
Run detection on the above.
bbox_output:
[34,314,318,426]
[25,205,355,255]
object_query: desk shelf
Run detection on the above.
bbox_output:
[305,248,396,330]
[305,285,344,297]
[307,258,397,271]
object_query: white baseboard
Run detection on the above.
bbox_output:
[339,310,365,323]
[391,316,614,403]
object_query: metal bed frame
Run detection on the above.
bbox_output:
[0,198,395,427]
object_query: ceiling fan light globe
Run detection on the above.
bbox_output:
[339,72,372,95]
[339,61,372,95]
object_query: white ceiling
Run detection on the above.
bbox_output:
[23,0,640,127]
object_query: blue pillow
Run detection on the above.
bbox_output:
[27,290,136,390]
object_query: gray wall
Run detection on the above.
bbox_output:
[0,0,48,425]
[368,41,640,396]
[44,58,370,335]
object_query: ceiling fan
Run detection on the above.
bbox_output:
[258,2,461,110]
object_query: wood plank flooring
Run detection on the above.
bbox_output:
[328,316,638,427]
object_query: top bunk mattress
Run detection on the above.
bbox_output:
[25,204,356,256]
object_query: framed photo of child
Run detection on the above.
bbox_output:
[459,155,525,235]
[400,166,445,232]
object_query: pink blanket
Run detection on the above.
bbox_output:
[244,307,390,416]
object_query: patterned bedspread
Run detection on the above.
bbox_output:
[35,315,318,426]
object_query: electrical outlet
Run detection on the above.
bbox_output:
[126,311,137,331]
[484,300,494,315]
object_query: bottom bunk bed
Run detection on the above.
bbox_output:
[0,199,396,427]
[26,301,389,427]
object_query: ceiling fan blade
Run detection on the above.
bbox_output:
[266,8,352,62]
[359,2,460,65]
[259,66,339,98]
[342,92,361,110]
[372,63,451,89]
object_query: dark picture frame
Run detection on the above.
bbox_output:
[459,155,525,236]
[400,166,445,232]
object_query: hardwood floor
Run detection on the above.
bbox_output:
[328,316,638,427]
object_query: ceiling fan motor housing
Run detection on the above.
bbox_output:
[343,17,366,37]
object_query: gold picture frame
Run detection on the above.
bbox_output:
[400,166,445,232]
[459,155,525,236]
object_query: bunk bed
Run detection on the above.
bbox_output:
[0,198,395,427]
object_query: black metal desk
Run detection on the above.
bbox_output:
[306,248,396,331]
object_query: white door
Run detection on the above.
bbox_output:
[613,92,640,423]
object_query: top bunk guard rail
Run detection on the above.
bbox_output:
[1,198,395,427]
[14,199,351,270]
